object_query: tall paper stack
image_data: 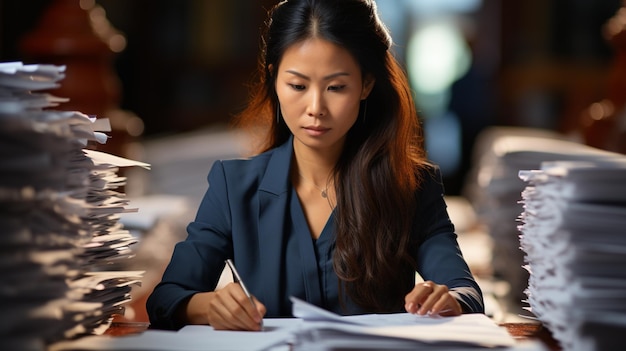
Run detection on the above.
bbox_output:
[518,157,626,351]
[463,127,623,315]
[0,62,148,351]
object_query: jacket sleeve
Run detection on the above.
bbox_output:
[413,167,485,314]
[146,160,233,330]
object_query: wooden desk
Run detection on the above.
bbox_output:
[104,321,561,350]
[104,322,150,337]
[500,323,561,350]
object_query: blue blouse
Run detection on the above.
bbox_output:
[286,187,366,315]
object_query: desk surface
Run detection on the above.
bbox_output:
[104,321,561,350]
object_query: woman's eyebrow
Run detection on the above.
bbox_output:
[285,70,351,80]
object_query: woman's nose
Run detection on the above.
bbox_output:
[306,91,326,117]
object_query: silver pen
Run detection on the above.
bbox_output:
[225,259,263,329]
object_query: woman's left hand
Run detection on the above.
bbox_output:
[404,281,462,317]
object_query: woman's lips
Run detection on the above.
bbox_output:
[303,126,330,136]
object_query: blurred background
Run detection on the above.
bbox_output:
[1,0,623,193]
[2,0,626,324]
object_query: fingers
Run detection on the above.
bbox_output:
[428,293,462,316]
[207,283,265,331]
[229,283,265,330]
[252,296,267,318]
[404,281,462,317]
[404,281,434,314]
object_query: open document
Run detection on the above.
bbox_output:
[290,296,517,350]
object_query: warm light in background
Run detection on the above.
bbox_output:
[85,0,127,53]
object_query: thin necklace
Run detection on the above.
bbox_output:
[298,172,330,198]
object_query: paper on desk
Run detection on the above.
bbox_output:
[49,303,520,351]
[49,319,299,351]
[292,295,470,326]
[290,296,516,348]
[291,296,350,324]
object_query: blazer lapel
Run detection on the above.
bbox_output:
[257,138,293,311]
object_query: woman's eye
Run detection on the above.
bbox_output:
[328,85,346,92]
[289,84,306,91]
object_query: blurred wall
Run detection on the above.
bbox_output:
[1,0,622,193]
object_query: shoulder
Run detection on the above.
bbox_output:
[207,137,293,196]
[416,163,444,193]
[221,149,273,172]
[211,149,275,182]
[413,163,448,216]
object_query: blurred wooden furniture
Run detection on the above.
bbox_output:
[19,0,143,159]
[579,1,626,154]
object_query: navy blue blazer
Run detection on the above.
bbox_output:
[146,137,484,330]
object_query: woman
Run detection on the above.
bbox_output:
[147,0,483,331]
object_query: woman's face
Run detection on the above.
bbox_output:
[275,37,374,153]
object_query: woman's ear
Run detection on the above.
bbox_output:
[361,74,375,100]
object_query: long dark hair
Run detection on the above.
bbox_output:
[234,0,428,312]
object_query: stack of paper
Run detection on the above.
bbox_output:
[463,127,623,313]
[518,157,626,351]
[0,62,149,350]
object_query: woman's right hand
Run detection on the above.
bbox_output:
[183,282,266,331]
